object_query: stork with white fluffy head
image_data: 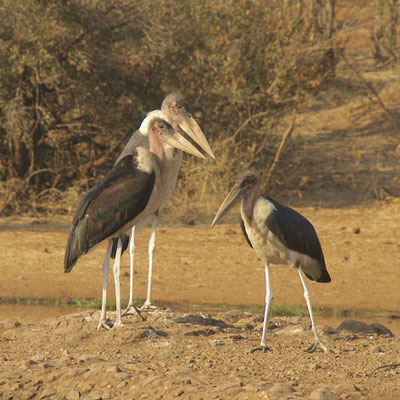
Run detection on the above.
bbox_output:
[112,93,215,314]
[64,111,206,330]
[211,172,330,353]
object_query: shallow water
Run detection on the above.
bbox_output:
[0,304,79,324]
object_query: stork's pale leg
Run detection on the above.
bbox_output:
[251,263,274,353]
[112,237,123,328]
[122,227,144,319]
[141,214,158,309]
[128,226,136,308]
[298,268,327,352]
[97,241,113,330]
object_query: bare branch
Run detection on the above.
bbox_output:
[367,363,400,377]
[219,111,270,147]
[265,109,297,188]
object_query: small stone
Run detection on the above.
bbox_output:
[268,383,295,395]
[79,354,99,363]
[31,353,48,362]
[141,375,162,387]
[116,381,128,389]
[76,382,94,393]
[105,365,122,373]
[210,339,224,346]
[374,346,385,354]
[39,387,56,399]
[335,382,360,394]
[83,391,103,400]
[184,328,216,336]
[231,387,245,397]
[66,390,81,400]
[337,320,393,336]
[114,372,131,381]
[65,368,89,379]
[309,387,341,400]
[45,371,64,383]
[369,323,394,337]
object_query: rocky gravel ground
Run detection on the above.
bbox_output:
[0,309,399,400]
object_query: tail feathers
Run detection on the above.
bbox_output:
[316,253,331,283]
[303,253,331,283]
[316,269,331,283]
[64,219,89,273]
[110,234,130,259]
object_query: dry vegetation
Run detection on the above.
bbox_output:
[0,1,399,218]
[0,0,343,216]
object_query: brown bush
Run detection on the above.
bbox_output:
[0,0,340,215]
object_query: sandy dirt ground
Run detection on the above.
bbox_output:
[1,205,400,400]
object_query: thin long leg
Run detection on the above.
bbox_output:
[251,263,273,353]
[141,214,158,309]
[97,241,113,330]
[122,227,144,319]
[112,237,123,327]
[122,227,136,314]
[128,226,136,307]
[298,267,327,352]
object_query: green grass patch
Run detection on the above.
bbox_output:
[0,296,386,321]
[0,296,142,311]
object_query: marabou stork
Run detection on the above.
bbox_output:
[64,111,206,330]
[113,93,215,314]
[211,172,330,353]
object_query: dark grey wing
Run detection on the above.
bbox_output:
[64,153,155,272]
[240,217,253,249]
[265,196,330,282]
[111,233,130,259]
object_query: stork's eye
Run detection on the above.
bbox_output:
[240,174,257,190]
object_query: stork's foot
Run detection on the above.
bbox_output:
[140,300,157,310]
[97,318,114,331]
[305,341,327,353]
[122,305,146,321]
[250,344,272,354]
[113,320,123,328]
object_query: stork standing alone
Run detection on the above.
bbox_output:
[211,172,330,352]
[64,112,206,330]
[113,93,215,313]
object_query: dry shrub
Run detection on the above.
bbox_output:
[0,178,29,215]
[372,0,400,64]
[0,0,340,215]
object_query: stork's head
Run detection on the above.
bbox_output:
[161,93,215,159]
[211,172,258,227]
[144,112,205,160]
[235,172,258,194]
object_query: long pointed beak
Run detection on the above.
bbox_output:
[176,114,215,159]
[163,129,206,159]
[211,185,243,227]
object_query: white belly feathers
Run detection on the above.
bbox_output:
[241,197,317,270]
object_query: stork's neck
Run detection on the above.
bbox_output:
[148,131,165,167]
[241,189,257,225]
